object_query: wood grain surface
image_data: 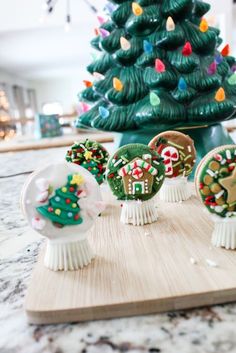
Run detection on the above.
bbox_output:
[25,190,236,324]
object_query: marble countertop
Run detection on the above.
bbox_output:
[1,147,236,353]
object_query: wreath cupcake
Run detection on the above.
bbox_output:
[195,145,236,249]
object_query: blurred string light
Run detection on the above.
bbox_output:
[41,0,99,31]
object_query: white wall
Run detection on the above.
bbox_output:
[30,78,84,113]
[0,69,30,88]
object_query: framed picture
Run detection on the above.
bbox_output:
[35,114,62,139]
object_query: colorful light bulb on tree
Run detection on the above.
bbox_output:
[76,0,236,156]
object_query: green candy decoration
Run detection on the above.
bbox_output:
[37,174,83,227]
[76,0,236,133]
[106,143,165,201]
[228,73,236,86]
[66,139,109,185]
[150,92,160,106]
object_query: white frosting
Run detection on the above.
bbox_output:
[21,161,102,244]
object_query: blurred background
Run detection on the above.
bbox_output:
[0,0,235,144]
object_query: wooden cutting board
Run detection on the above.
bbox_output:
[25,191,236,324]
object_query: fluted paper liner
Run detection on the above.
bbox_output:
[44,237,94,271]
[211,215,236,250]
[120,198,158,226]
[159,176,191,202]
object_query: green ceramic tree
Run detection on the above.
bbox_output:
[76,0,236,142]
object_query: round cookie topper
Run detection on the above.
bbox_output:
[149,131,196,178]
[66,139,109,185]
[195,145,236,218]
[21,162,105,270]
[21,161,103,242]
[106,143,165,201]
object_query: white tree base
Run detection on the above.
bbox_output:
[120,199,158,226]
[159,177,191,203]
[44,238,94,271]
[212,216,236,250]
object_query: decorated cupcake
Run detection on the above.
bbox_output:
[195,145,236,250]
[21,161,105,271]
[106,143,165,226]
[149,131,196,202]
[66,139,109,185]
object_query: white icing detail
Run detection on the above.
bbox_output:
[187,145,192,152]
[113,159,123,167]
[215,190,224,199]
[161,146,179,176]
[221,159,226,165]
[153,160,160,166]
[215,206,224,213]
[142,154,152,160]
[36,191,49,203]
[226,150,231,160]
[35,178,49,191]
[32,217,46,231]
[190,257,197,265]
[206,169,215,177]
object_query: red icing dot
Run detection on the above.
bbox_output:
[66,199,71,204]
[48,207,53,212]
[74,214,80,221]
[88,167,92,171]
[229,165,235,172]
[226,159,232,164]
[199,182,204,190]
[108,173,115,179]
[69,187,75,192]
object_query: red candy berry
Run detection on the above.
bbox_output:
[199,182,204,190]
[108,173,115,179]
[74,214,80,221]
[88,167,92,171]
[48,207,53,212]
[69,187,75,192]
[66,199,71,204]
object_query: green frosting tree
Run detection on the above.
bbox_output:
[76,0,236,146]
[37,174,83,228]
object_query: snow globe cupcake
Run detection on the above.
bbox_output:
[106,143,165,226]
[195,145,236,250]
[149,131,196,202]
[21,161,105,271]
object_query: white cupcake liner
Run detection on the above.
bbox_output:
[44,238,94,271]
[211,215,236,250]
[159,177,191,202]
[120,198,158,226]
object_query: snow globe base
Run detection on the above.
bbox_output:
[44,237,94,271]
[120,199,158,226]
[159,177,191,203]
[211,216,236,250]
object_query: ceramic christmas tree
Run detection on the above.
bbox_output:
[106,143,165,225]
[76,0,236,160]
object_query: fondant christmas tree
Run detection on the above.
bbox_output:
[37,174,84,227]
[76,0,236,133]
